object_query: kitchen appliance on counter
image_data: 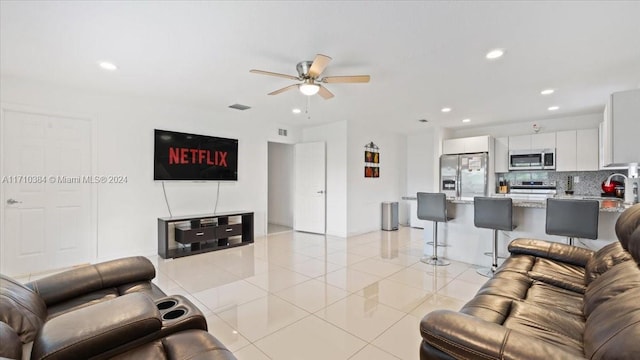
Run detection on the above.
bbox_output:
[440,153,488,200]
[509,149,555,171]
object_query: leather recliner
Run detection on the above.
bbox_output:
[420,203,640,359]
[0,256,236,360]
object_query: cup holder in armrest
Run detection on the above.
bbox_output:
[162,308,186,320]
[153,295,207,334]
[156,299,178,310]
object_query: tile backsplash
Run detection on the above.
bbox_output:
[497,169,629,196]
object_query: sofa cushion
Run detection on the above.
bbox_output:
[584,287,640,360]
[496,254,536,273]
[502,300,585,356]
[109,330,236,360]
[583,259,640,317]
[27,256,155,306]
[459,294,513,324]
[530,258,585,287]
[46,288,119,319]
[584,241,632,285]
[628,226,640,264]
[0,274,47,343]
[508,238,594,267]
[31,292,162,360]
[525,282,584,316]
[615,203,640,250]
[475,275,532,300]
[527,271,586,294]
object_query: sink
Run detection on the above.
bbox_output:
[550,195,626,209]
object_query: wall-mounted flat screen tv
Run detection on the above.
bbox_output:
[154,129,238,181]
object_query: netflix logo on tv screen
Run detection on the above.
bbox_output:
[154,129,238,181]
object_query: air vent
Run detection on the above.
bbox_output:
[229,104,251,111]
[278,129,288,136]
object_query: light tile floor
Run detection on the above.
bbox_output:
[147,226,484,360]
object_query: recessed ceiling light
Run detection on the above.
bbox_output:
[485,49,505,60]
[462,118,471,123]
[540,89,555,95]
[292,108,301,114]
[441,107,452,113]
[548,106,559,111]
[98,61,117,71]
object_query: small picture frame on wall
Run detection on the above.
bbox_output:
[365,166,374,178]
[364,141,380,178]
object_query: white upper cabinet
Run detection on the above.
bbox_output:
[532,132,556,149]
[442,135,491,154]
[508,133,556,151]
[555,129,599,171]
[507,134,531,151]
[494,137,509,173]
[576,128,599,171]
[442,138,466,154]
[601,89,640,167]
[464,136,491,153]
[556,130,577,171]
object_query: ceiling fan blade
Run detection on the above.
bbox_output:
[267,84,299,96]
[318,85,335,100]
[322,75,370,83]
[250,69,299,81]
[308,54,332,78]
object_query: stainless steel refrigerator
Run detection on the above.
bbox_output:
[440,153,488,200]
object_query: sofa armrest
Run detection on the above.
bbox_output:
[26,256,156,306]
[508,238,594,267]
[31,293,162,360]
[0,321,23,359]
[420,310,586,360]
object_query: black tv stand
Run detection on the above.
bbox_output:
[158,211,254,259]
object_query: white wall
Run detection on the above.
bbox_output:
[0,76,300,263]
[346,123,407,236]
[302,121,348,237]
[267,142,293,227]
[406,128,440,227]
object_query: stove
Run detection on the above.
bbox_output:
[508,180,557,199]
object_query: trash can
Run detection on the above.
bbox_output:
[381,201,399,231]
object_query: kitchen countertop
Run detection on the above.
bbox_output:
[401,195,630,212]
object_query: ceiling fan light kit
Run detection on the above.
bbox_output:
[299,80,320,96]
[250,54,370,100]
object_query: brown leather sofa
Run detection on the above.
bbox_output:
[1,256,236,360]
[420,203,640,360]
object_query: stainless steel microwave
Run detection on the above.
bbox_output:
[509,149,556,171]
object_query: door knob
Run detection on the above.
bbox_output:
[317,190,325,194]
[6,198,22,205]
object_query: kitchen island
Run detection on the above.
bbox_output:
[403,196,626,267]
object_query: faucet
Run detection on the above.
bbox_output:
[605,173,627,186]
[607,163,639,204]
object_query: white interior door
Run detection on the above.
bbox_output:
[1,108,94,276]
[294,142,326,234]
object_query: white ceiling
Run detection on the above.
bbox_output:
[2,1,639,133]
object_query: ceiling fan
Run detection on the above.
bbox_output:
[250,54,370,100]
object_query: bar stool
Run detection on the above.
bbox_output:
[417,192,451,266]
[474,197,516,277]
[546,198,599,245]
